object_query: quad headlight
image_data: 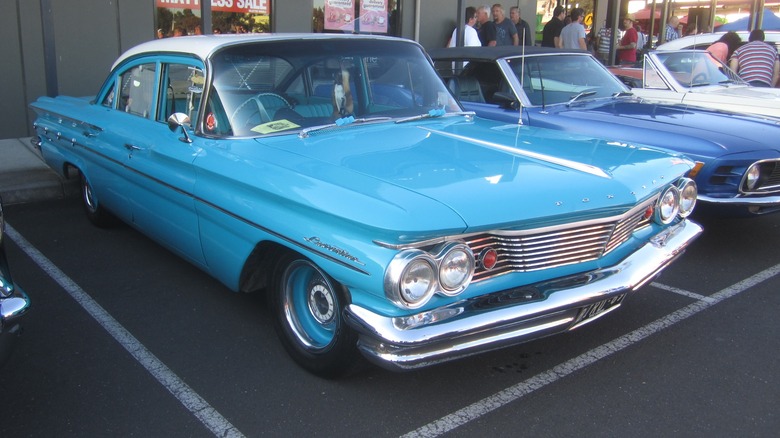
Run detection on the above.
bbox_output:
[654,177,697,224]
[437,243,475,295]
[677,178,697,218]
[385,243,475,309]
[656,185,680,224]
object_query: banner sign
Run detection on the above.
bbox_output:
[156,0,270,15]
[359,0,387,33]
[324,0,355,32]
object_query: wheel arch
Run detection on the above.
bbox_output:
[238,241,298,294]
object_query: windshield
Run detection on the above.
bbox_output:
[507,54,627,106]
[651,51,745,88]
[203,38,461,137]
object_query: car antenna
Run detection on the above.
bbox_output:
[689,16,700,86]
[518,37,526,125]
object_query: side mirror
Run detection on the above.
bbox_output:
[167,113,192,143]
[493,91,520,110]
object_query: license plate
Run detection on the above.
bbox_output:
[570,294,626,329]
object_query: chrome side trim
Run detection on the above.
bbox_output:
[33,127,369,275]
[698,194,780,206]
[344,219,702,371]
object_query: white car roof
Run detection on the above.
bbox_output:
[112,33,404,70]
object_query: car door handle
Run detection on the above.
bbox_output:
[124,143,143,151]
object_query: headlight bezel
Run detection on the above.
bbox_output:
[652,177,697,225]
[436,242,476,296]
[743,163,762,192]
[655,185,681,225]
[676,178,697,218]
[385,242,475,309]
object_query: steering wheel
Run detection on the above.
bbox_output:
[690,72,708,86]
[231,93,292,131]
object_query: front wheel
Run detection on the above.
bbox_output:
[269,254,360,378]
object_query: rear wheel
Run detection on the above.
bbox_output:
[80,173,112,228]
[269,253,360,378]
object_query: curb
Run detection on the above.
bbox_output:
[0,137,79,205]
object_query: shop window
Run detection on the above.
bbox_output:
[154,1,272,37]
[313,0,400,36]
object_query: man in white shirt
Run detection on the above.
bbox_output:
[448,6,481,47]
[560,7,587,50]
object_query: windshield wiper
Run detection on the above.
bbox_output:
[298,116,392,138]
[612,91,634,97]
[566,91,597,106]
[395,109,475,124]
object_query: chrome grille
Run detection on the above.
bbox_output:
[468,199,654,282]
[759,161,780,191]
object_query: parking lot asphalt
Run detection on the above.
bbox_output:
[0,137,78,205]
[2,199,779,436]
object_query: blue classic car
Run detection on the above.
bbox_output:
[1,196,31,367]
[31,34,701,376]
[429,46,780,216]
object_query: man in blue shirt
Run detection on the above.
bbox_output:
[491,4,519,46]
[665,16,680,42]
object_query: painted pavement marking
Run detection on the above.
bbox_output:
[401,264,780,438]
[7,224,245,438]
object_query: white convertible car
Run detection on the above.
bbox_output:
[609,50,780,118]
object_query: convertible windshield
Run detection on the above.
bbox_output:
[651,51,745,88]
[203,38,460,137]
[507,54,627,106]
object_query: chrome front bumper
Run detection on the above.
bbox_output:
[344,220,702,371]
[698,194,780,215]
[698,194,780,206]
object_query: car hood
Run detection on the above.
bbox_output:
[251,118,691,236]
[690,85,780,102]
[541,98,780,157]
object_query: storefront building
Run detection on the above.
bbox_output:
[2,0,774,139]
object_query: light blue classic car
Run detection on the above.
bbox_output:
[31,34,701,377]
[1,196,31,367]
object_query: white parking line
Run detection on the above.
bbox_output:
[401,263,780,438]
[6,224,246,438]
[651,281,715,303]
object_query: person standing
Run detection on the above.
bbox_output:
[560,7,587,50]
[541,5,566,48]
[491,4,518,46]
[729,29,780,87]
[616,14,638,64]
[635,23,647,56]
[665,16,680,42]
[595,25,613,64]
[476,5,497,46]
[447,6,481,47]
[510,6,534,46]
[706,31,742,64]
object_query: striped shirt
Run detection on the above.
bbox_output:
[731,41,779,86]
[665,24,679,42]
[597,27,611,54]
